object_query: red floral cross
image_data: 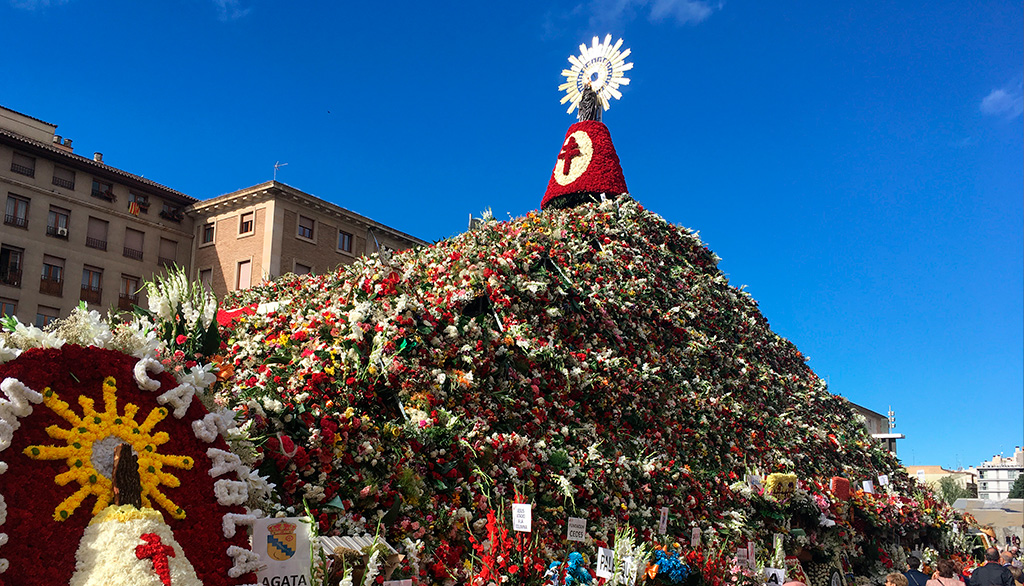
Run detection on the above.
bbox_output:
[136,533,176,586]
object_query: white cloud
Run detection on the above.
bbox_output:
[213,0,251,21]
[10,0,70,9]
[979,84,1023,119]
[588,0,717,28]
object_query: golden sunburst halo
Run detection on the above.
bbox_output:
[23,376,194,521]
[558,34,633,114]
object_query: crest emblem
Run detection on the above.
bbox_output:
[267,520,297,561]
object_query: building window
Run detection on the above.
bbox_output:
[239,212,254,235]
[236,260,252,290]
[35,305,59,328]
[0,245,24,288]
[4,195,29,229]
[52,166,75,190]
[40,255,65,297]
[298,215,315,240]
[338,230,353,253]
[123,228,144,261]
[199,269,213,289]
[91,179,115,201]
[81,266,103,305]
[86,217,109,251]
[159,202,183,222]
[119,275,140,311]
[47,206,70,239]
[201,223,215,244]
[295,263,311,275]
[10,152,35,177]
[128,193,150,215]
[158,238,177,268]
[0,298,15,318]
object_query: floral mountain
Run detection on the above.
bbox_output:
[217,197,969,585]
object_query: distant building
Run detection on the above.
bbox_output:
[976,446,1024,500]
[849,403,904,454]
[189,181,426,299]
[1,106,195,324]
[1,105,426,325]
[906,465,978,495]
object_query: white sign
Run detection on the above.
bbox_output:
[737,548,748,565]
[878,474,889,486]
[512,503,532,532]
[746,474,763,490]
[567,517,587,542]
[690,527,701,547]
[623,556,636,583]
[658,507,669,534]
[766,567,786,585]
[747,543,756,569]
[253,516,312,585]
[596,547,615,579]
[916,470,925,482]
[862,480,874,494]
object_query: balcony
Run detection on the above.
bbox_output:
[158,256,176,269]
[118,292,139,311]
[85,237,107,251]
[80,286,102,305]
[39,276,64,297]
[52,176,75,190]
[4,214,28,229]
[123,247,143,261]
[10,163,34,177]
[46,225,70,239]
[1,268,22,288]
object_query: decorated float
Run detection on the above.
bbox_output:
[0,36,975,586]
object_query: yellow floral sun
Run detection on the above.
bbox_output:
[23,376,194,521]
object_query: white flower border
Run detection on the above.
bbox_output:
[0,308,265,585]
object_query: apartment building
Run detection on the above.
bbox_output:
[977,446,1024,500]
[0,106,195,326]
[190,181,426,299]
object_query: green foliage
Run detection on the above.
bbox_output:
[1009,474,1024,499]
[936,475,973,505]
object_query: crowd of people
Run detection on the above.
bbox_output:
[883,545,1024,586]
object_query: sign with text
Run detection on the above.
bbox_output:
[658,507,669,534]
[765,568,786,585]
[690,526,701,547]
[567,517,587,542]
[878,474,889,486]
[746,474,763,490]
[254,516,311,585]
[512,503,532,532]
[747,543,756,569]
[862,480,874,494]
[623,556,636,584]
[596,547,615,579]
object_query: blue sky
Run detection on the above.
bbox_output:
[3,0,1021,471]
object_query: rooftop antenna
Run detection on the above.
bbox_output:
[273,161,288,181]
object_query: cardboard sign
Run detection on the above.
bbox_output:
[862,480,874,494]
[596,547,614,579]
[658,507,669,534]
[878,474,889,486]
[766,567,786,585]
[253,517,312,584]
[512,503,532,532]
[567,517,587,542]
[690,526,701,547]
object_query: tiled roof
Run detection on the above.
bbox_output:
[0,128,196,203]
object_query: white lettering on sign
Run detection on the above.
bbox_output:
[596,547,614,579]
[878,474,889,486]
[766,567,786,585]
[862,480,874,494]
[658,506,669,534]
[691,527,701,547]
[567,517,587,542]
[512,503,532,532]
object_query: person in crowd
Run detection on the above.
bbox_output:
[888,573,911,586]
[905,557,932,586]
[927,559,965,586]
[970,548,1014,586]
[1007,566,1023,586]
[1003,551,1016,567]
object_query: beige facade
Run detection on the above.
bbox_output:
[189,181,426,299]
[905,465,978,492]
[0,106,195,326]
